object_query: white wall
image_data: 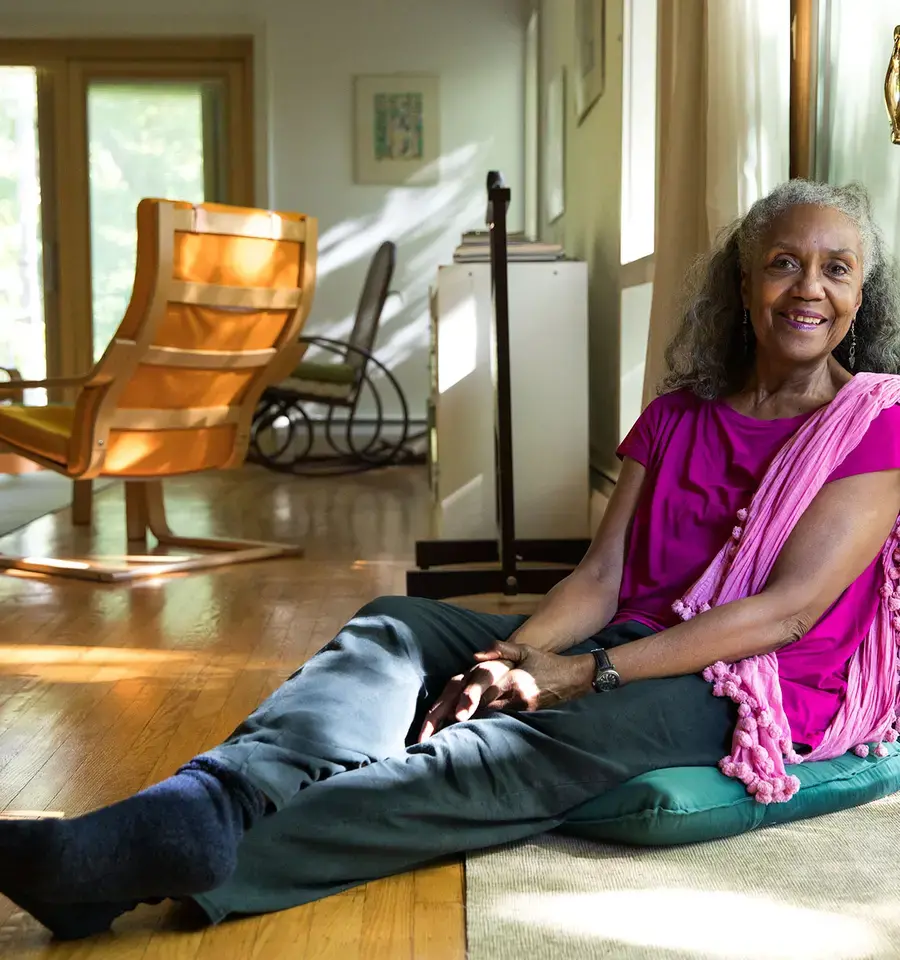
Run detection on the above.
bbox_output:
[0,0,528,420]
[538,0,625,479]
[535,0,658,482]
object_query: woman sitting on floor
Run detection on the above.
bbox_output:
[5,179,900,941]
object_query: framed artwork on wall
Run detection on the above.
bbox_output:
[353,74,440,185]
[545,67,566,223]
[575,0,606,125]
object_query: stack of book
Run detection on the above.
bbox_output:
[453,230,564,263]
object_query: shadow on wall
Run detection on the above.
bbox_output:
[302,141,497,420]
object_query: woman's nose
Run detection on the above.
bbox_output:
[793,267,826,300]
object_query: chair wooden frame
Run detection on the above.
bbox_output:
[0,200,317,583]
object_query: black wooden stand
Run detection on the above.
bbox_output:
[406,172,591,599]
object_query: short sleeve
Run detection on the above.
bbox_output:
[826,405,900,483]
[617,396,663,468]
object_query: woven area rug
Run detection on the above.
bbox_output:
[0,474,114,538]
[466,793,900,960]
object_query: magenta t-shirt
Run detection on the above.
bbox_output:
[616,389,900,750]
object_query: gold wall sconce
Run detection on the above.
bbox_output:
[886,25,900,144]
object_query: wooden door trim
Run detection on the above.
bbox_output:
[790,0,816,179]
[60,59,93,382]
[35,64,64,385]
[0,38,252,63]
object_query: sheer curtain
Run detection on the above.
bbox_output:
[818,2,900,262]
[642,0,790,404]
[641,0,707,407]
[705,0,790,241]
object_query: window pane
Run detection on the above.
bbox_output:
[87,81,212,361]
[818,5,900,259]
[620,0,657,265]
[0,67,45,387]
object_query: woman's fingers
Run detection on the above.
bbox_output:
[452,661,512,722]
[473,641,526,664]
[418,674,465,742]
[473,649,504,662]
[419,661,515,740]
[451,681,488,723]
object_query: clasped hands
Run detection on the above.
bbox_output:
[418,640,595,742]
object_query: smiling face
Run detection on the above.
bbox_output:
[741,203,864,371]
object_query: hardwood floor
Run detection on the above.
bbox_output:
[0,464,471,958]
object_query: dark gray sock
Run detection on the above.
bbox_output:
[0,760,266,903]
[1,890,141,941]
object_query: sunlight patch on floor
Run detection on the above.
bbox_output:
[0,644,260,683]
[493,889,890,960]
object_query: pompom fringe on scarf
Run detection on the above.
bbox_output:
[673,373,900,804]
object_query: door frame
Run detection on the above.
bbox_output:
[790,0,817,179]
[0,38,254,382]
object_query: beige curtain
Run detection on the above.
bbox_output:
[641,0,709,406]
[642,0,791,405]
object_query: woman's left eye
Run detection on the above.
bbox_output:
[827,263,850,277]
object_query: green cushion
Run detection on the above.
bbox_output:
[291,360,357,385]
[560,744,900,846]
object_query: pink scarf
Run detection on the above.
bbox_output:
[673,373,900,804]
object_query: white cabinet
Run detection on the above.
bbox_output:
[429,260,590,541]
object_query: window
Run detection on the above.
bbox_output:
[619,0,658,442]
[0,67,44,390]
[814,3,900,258]
[620,0,658,265]
[0,39,253,386]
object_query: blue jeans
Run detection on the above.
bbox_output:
[193,596,733,922]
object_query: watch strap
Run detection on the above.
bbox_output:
[591,647,613,672]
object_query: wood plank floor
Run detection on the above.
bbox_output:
[0,464,484,959]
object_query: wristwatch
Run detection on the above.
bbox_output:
[590,647,621,693]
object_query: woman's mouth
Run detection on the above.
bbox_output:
[779,311,829,332]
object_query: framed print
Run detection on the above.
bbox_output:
[353,74,440,185]
[545,68,566,223]
[575,0,606,125]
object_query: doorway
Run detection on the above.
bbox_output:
[0,39,253,393]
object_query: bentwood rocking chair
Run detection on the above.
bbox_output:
[251,240,415,473]
[0,199,318,582]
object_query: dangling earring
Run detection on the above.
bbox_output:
[743,308,751,351]
[849,319,857,370]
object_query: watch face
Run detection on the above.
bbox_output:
[595,670,620,692]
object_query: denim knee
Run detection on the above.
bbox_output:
[343,596,436,664]
[354,595,427,621]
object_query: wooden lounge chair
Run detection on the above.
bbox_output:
[0,198,317,582]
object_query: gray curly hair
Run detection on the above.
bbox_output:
[662,179,900,398]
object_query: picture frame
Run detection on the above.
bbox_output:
[353,74,440,186]
[574,0,606,125]
[545,67,566,224]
